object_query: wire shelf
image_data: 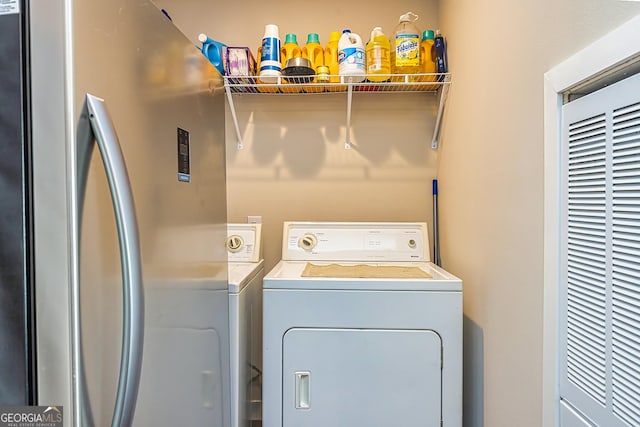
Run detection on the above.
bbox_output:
[223,73,450,94]
[223,72,451,150]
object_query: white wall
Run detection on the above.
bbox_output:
[438,1,640,426]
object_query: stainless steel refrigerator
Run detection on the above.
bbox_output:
[1,0,230,425]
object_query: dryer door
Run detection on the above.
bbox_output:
[282,328,442,427]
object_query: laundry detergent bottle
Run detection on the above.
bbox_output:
[324,31,343,90]
[392,12,421,78]
[302,33,324,92]
[281,33,301,68]
[281,33,301,92]
[198,33,226,76]
[419,29,436,85]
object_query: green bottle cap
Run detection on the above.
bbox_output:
[285,33,298,44]
[307,33,320,44]
[422,30,435,40]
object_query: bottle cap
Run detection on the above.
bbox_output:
[399,12,419,23]
[342,29,351,34]
[307,33,320,44]
[317,65,330,82]
[329,31,341,42]
[371,26,383,40]
[285,33,298,44]
[422,30,435,40]
[264,24,279,38]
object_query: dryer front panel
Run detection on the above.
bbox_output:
[282,328,442,427]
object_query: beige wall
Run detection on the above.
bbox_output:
[156,0,442,268]
[152,0,640,425]
[225,93,441,268]
[438,1,640,426]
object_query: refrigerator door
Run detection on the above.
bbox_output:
[30,1,229,426]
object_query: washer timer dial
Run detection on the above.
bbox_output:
[226,235,244,253]
[298,233,318,251]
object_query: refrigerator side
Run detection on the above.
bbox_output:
[29,0,75,422]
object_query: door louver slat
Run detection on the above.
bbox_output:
[561,72,640,427]
[611,100,640,426]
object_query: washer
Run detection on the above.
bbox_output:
[262,222,462,427]
[136,224,231,427]
[227,223,264,427]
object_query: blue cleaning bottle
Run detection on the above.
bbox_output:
[434,30,447,81]
[198,33,226,75]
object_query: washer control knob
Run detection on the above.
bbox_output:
[299,233,317,251]
[226,235,244,253]
[408,239,417,249]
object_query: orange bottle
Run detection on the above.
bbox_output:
[323,31,343,91]
[302,33,324,92]
[419,29,437,87]
[281,33,302,93]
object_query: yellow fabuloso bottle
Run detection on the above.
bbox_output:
[281,33,301,93]
[392,12,421,81]
[365,26,391,82]
[302,33,324,92]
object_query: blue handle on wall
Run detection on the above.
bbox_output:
[432,179,438,195]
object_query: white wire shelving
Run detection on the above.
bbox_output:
[223,73,451,149]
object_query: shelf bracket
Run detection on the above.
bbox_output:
[345,80,353,149]
[431,81,450,149]
[224,87,244,150]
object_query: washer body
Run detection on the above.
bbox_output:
[262,222,462,427]
[227,223,264,427]
[138,223,230,427]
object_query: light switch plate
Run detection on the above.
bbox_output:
[247,215,262,224]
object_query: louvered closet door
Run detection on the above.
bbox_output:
[560,71,640,427]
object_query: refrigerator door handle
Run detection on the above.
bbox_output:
[77,93,145,427]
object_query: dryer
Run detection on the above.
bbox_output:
[227,223,264,427]
[262,222,462,427]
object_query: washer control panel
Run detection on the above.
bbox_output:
[283,222,429,262]
[227,223,262,262]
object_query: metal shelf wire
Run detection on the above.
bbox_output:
[223,73,451,149]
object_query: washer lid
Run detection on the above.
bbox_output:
[228,259,264,294]
[263,261,462,291]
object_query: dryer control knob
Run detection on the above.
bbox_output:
[298,233,317,251]
[226,235,244,252]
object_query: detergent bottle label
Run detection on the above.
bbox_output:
[338,47,365,68]
[260,37,281,72]
[395,34,420,67]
